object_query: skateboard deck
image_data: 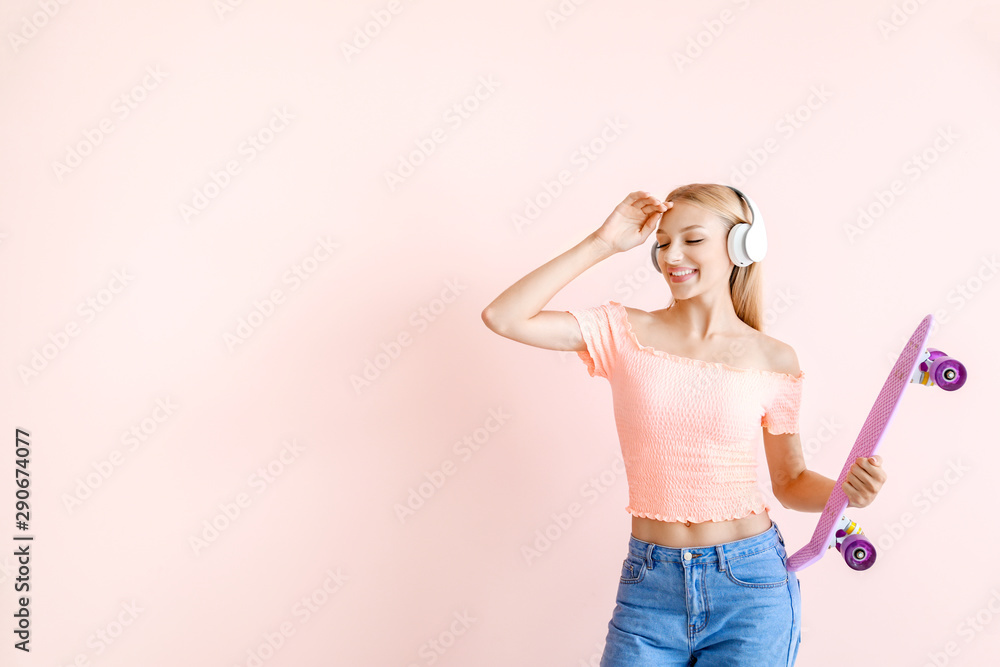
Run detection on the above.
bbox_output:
[786,314,945,573]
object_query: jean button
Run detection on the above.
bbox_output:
[683,552,692,561]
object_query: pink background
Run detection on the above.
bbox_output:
[2,1,998,665]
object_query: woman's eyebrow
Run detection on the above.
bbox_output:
[656,224,707,235]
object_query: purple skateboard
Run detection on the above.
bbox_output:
[786,314,967,572]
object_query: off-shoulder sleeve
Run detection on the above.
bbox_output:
[564,302,617,380]
[762,371,805,434]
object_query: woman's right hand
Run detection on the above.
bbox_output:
[592,191,672,254]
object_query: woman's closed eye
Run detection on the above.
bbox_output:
[656,239,704,248]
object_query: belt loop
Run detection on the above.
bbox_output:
[772,520,785,546]
[715,544,726,572]
[645,542,655,570]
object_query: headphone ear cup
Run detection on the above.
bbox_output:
[651,241,661,273]
[728,223,752,267]
[726,185,766,265]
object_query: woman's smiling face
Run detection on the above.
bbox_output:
[653,200,733,293]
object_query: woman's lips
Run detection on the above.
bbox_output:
[669,269,697,283]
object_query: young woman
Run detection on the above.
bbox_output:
[481,184,886,666]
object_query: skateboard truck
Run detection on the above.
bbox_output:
[910,347,967,391]
[829,514,876,571]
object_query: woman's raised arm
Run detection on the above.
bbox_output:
[481,191,669,352]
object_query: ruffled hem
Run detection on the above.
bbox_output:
[626,502,771,524]
[609,300,806,382]
[575,350,597,378]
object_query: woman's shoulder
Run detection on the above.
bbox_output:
[759,334,801,377]
[724,326,800,377]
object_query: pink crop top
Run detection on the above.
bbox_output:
[565,300,805,523]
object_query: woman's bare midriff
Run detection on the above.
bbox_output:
[630,511,773,548]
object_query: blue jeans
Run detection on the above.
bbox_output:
[600,519,802,666]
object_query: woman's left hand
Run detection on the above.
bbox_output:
[843,455,887,508]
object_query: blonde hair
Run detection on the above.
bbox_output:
[663,183,766,331]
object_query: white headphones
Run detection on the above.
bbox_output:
[651,185,767,272]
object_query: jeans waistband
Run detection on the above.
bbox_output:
[627,519,786,571]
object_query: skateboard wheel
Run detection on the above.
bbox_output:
[925,350,967,391]
[841,534,877,571]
